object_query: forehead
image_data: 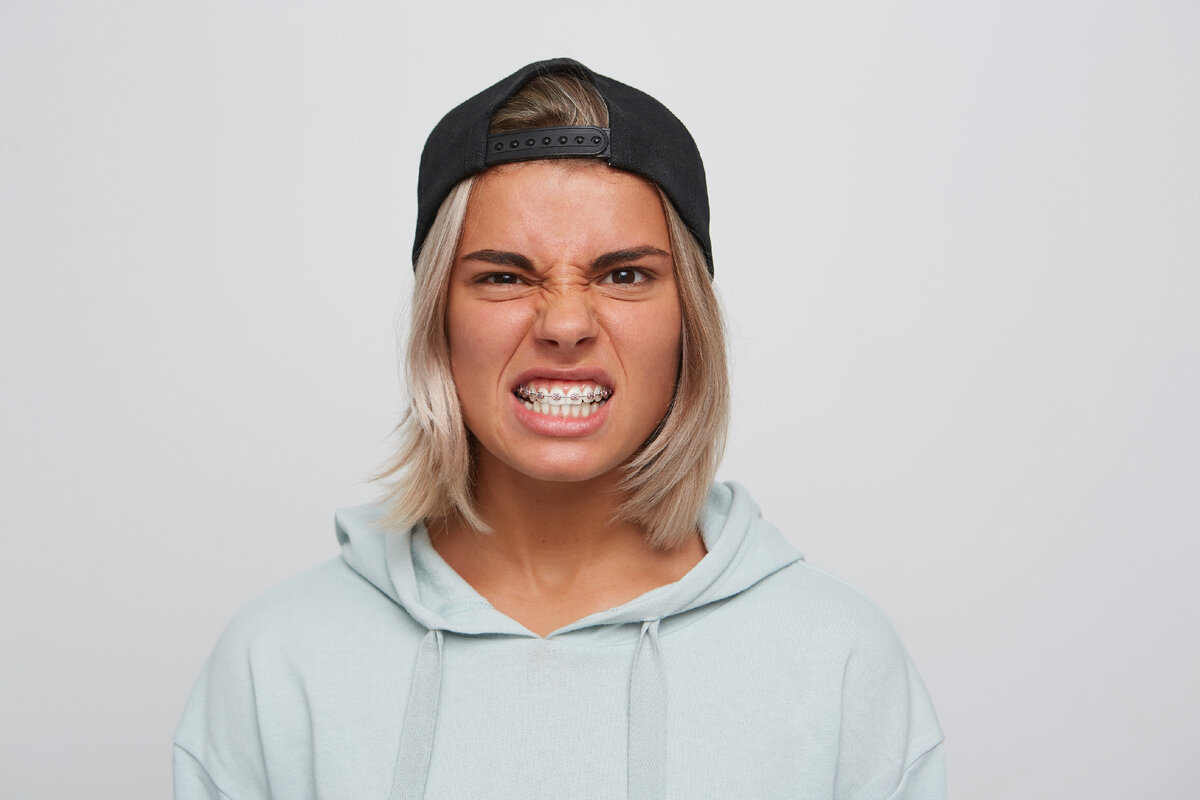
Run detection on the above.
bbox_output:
[459,161,671,257]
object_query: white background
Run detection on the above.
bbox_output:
[2,1,1197,798]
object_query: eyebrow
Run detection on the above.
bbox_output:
[460,249,535,272]
[459,246,670,274]
[589,246,670,272]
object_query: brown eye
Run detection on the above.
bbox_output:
[481,273,523,285]
[602,268,646,286]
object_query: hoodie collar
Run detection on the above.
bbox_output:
[336,481,802,637]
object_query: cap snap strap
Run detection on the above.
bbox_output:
[485,126,611,165]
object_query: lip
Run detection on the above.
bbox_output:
[511,366,615,393]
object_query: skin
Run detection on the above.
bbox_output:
[430,160,706,636]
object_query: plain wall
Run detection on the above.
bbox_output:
[1,1,1196,797]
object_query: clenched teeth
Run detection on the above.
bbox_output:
[515,382,612,417]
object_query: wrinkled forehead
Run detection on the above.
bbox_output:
[457,161,672,263]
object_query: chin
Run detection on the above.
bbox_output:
[483,442,623,486]
[513,457,615,485]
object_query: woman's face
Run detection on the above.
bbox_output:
[446,161,681,486]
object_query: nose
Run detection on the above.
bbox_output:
[533,286,599,350]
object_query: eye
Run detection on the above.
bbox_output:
[478,272,525,285]
[600,268,648,286]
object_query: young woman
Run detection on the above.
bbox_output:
[175,58,945,800]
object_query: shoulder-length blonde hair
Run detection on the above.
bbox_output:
[377,72,729,549]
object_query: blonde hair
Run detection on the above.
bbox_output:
[377,72,729,549]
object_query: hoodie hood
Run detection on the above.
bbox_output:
[336,481,802,638]
[335,481,801,800]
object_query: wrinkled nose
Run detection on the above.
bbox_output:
[534,288,598,350]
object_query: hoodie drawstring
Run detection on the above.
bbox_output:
[389,629,443,800]
[628,619,667,800]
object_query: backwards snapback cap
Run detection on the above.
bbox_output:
[414,58,713,275]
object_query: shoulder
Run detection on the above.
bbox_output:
[762,562,944,797]
[222,558,389,639]
[198,556,427,678]
[673,527,945,798]
[175,557,424,796]
[734,557,911,655]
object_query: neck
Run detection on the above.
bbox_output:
[428,448,705,635]
[435,451,649,581]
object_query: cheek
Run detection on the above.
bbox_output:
[659,304,685,392]
[657,326,684,392]
[612,302,683,395]
[445,301,489,394]
[446,320,494,436]
[446,301,531,385]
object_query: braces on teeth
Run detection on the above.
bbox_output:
[515,384,612,403]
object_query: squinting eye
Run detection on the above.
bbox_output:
[480,273,524,285]
[602,268,646,285]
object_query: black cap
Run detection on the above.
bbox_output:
[413,58,713,275]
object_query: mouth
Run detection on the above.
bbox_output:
[513,381,613,418]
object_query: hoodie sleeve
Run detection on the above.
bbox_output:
[174,616,274,800]
[881,742,946,800]
[833,599,945,800]
[174,744,238,800]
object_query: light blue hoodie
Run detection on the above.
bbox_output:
[175,482,944,799]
